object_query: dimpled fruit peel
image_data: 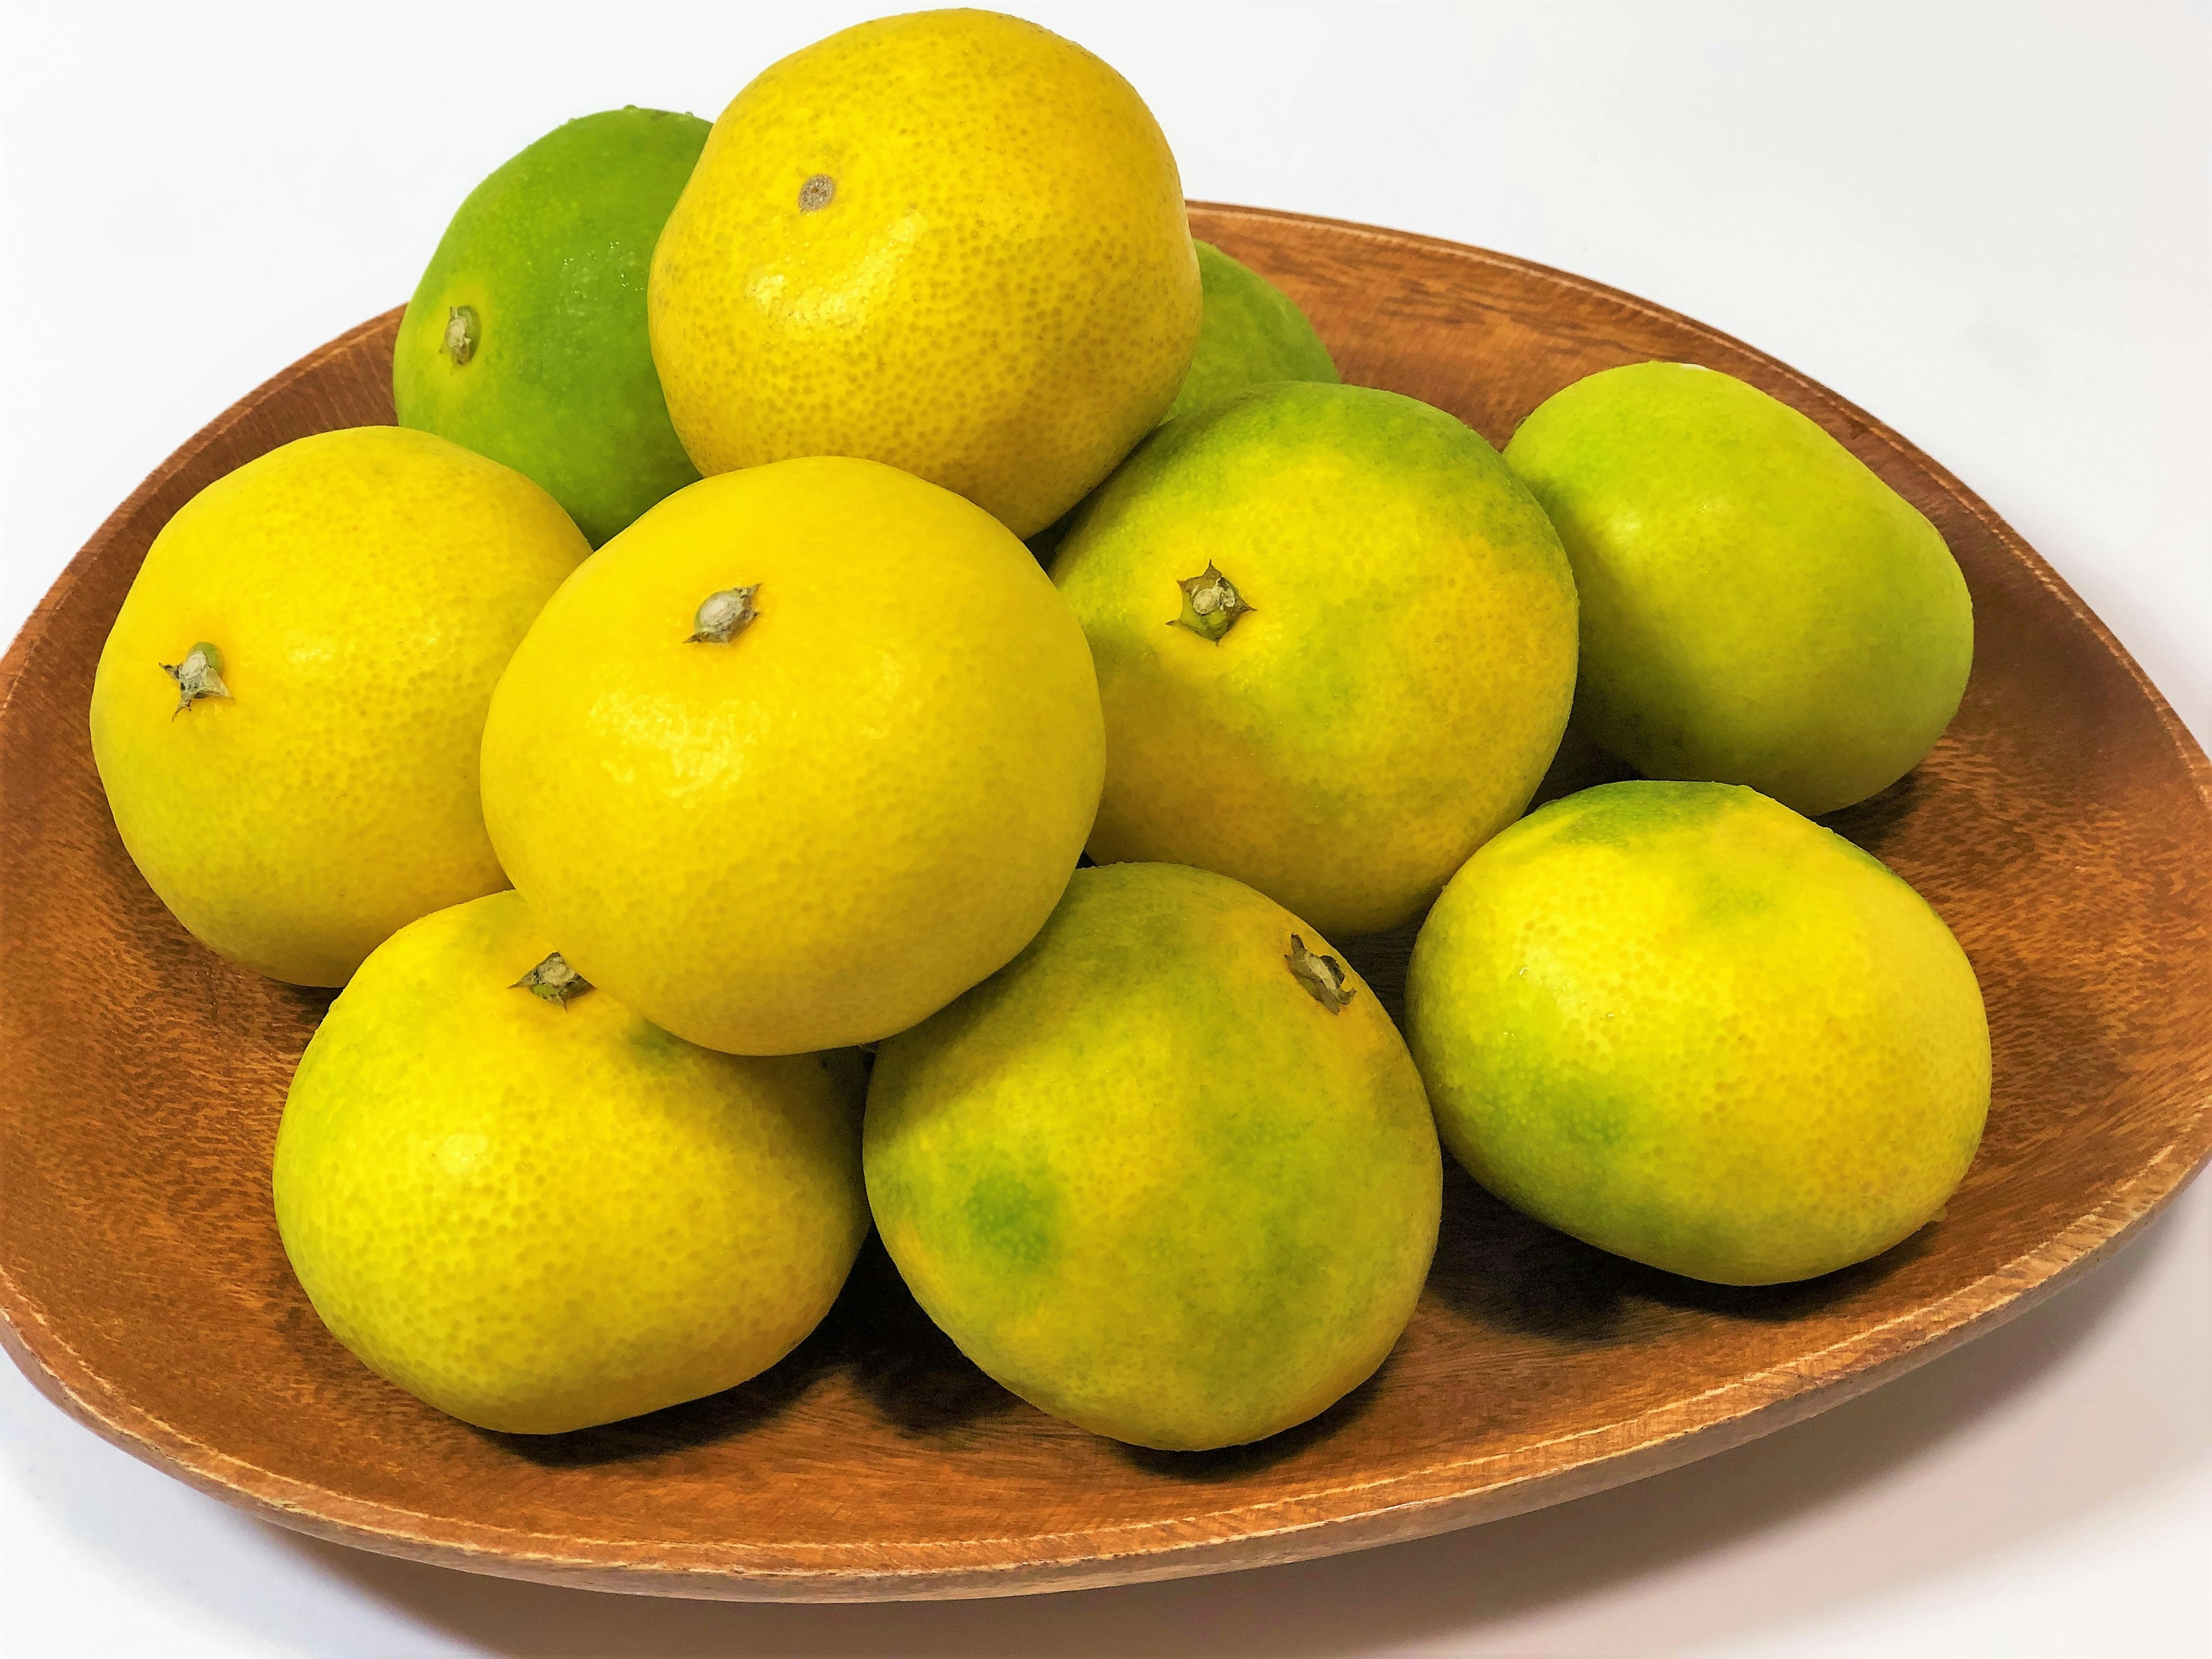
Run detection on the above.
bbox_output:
[648,9,1200,537]
[1503,362,1974,816]
[1052,380,1579,939]
[478,456,1105,1056]
[273,890,868,1434]
[1406,781,1991,1286]
[393,107,711,546]
[89,426,589,987]
[866,862,1442,1450]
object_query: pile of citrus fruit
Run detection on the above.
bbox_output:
[87,10,1989,1450]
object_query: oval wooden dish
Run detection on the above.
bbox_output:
[3,206,2208,1603]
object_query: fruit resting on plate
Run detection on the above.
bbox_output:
[866,862,1441,1450]
[1053,380,1579,938]
[84,5,1987,1449]
[89,426,588,986]
[1504,362,1974,816]
[393,106,710,546]
[273,889,867,1434]
[1407,781,1991,1285]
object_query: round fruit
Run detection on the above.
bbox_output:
[1052,380,1579,940]
[1165,240,1339,422]
[866,862,1441,1451]
[1503,361,1974,816]
[393,107,710,547]
[1406,780,1990,1286]
[479,456,1104,1055]
[1025,240,1340,565]
[89,427,589,986]
[648,9,1200,537]
[273,889,866,1434]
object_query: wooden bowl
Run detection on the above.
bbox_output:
[3,206,2207,1603]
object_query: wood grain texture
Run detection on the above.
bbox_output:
[2,206,2207,1602]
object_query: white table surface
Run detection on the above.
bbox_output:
[3,5,2207,1656]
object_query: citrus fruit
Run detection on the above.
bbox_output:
[866,862,1441,1451]
[89,426,589,986]
[1503,362,1974,816]
[273,889,866,1434]
[1052,380,1579,940]
[648,9,1200,537]
[1406,780,1990,1286]
[1165,239,1339,422]
[393,106,710,546]
[1025,238,1339,563]
[479,456,1104,1055]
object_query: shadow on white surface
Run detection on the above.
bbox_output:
[200,1202,2203,1659]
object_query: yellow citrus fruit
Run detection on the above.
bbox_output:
[1407,781,1990,1285]
[1053,381,1580,940]
[867,862,1441,1450]
[89,427,589,986]
[274,889,866,1434]
[648,9,1200,537]
[479,456,1104,1055]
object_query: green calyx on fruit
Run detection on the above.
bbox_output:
[688,585,760,643]
[160,642,231,718]
[1285,934,1354,1012]
[798,174,835,213]
[1171,563,1253,642]
[513,950,592,1007]
[442,306,479,366]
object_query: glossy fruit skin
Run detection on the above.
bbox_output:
[88,427,589,986]
[866,862,1441,1451]
[1165,240,1339,422]
[1407,781,1990,1286]
[394,107,710,547]
[648,9,1200,538]
[479,456,1105,1056]
[1502,362,1974,816]
[1052,380,1579,940]
[273,890,867,1435]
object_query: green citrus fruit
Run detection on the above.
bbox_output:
[1166,240,1339,421]
[479,456,1104,1056]
[273,889,866,1434]
[394,107,710,546]
[1502,362,1974,816]
[89,427,588,986]
[1025,239,1339,563]
[1406,781,1990,1286]
[866,862,1441,1450]
[1052,380,1579,939]
[648,10,1200,537]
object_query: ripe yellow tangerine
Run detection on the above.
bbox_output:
[89,426,588,986]
[274,889,867,1434]
[479,456,1105,1055]
[1408,781,1991,1285]
[649,9,1200,537]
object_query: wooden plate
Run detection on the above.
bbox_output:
[3,206,2207,1603]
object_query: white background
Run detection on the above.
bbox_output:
[2,3,2207,1655]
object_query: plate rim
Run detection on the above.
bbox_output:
[3,205,2208,1602]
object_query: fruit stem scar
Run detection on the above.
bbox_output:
[444,305,479,366]
[1286,934,1355,1012]
[689,585,761,644]
[1170,563,1253,642]
[514,952,591,1008]
[160,642,231,718]
[799,174,835,212]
